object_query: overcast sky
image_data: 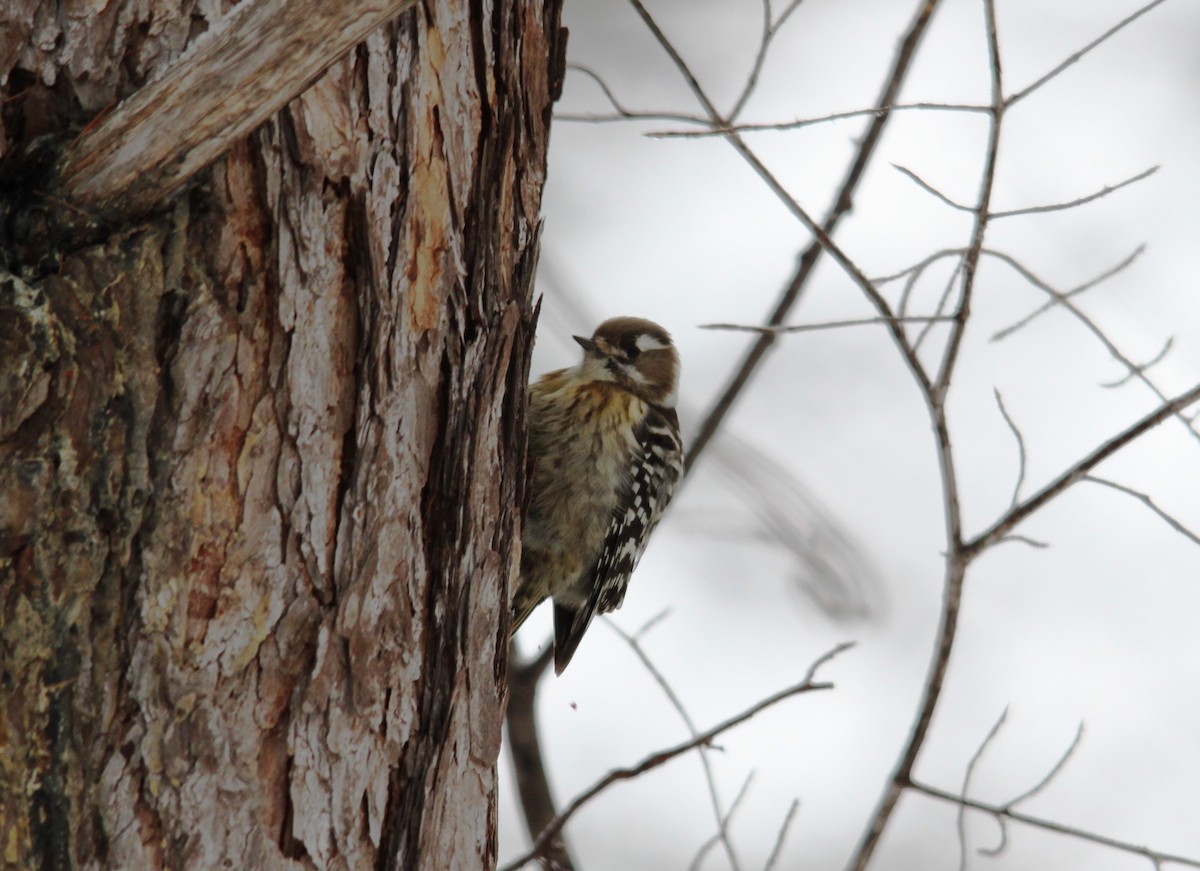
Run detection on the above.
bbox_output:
[501,1,1200,868]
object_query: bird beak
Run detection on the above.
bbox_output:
[573,335,596,353]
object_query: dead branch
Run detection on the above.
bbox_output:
[650,102,990,138]
[682,0,945,473]
[967,382,1200,554]
[989,166,1159,218]
[57,0,416,215]
[982,248,1200,447]
[699,316,954,335]
[606,617,743,871]
[1084,477,1200,547]
[1006,0,1171,108]
[499,642,854,871]
[910,780,1200,869]
[990,244,1145,341]
[993,390,1028,510]
[762,797,801,871]
[957,708,1010,871]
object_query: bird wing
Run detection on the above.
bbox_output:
[553,406,684,674]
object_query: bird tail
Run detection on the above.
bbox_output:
[552,601,596,675]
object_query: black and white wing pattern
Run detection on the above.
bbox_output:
[553,406,684,673]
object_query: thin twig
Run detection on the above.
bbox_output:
[683,0,944,475]
[762,798,802,871]
[933,0,1004,398]
[1005,721,1086,810]
[560,63,710,126]
[913,259,964,353]
[994,534,1049,550]
[966,382,1200,554]
[910,780,1200,869]
[846,5,1004,866]
[634,608,673,640]
[893,164,974,213]
[957,708,1010,871]
[990,244,1145,342]
[1084,477,1200,547]
[557,110,710,125]
[990,166,1159,218]
[688,772,755,871]
[1100,337,1173,389]
[894,162,1149,225]
[700,316,954,335]
[499,642,854,871]
[606,618,743,871]
[1006,0,1172,107]
[729,0,807,122]
[875,249,965,286]
[983,249,1200,447]
[651,102,990,138]
[993,390,1028,510]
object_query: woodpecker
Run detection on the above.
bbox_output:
[513,317,684,674]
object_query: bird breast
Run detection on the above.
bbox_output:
[525,374,646,592]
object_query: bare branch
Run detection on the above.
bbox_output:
[993,390,1028,510]
[699,316,954,335]
[848,7,1003,867]
[57,0,416,215]
[932,0,1004,398]
[967,382,1200,554]
[763,798,802,871]
[958,707,1010,871]
[1005,721,1086,809]
[559,64,710,126]
[651,102,990,138]
[683,0,944,474]
[499,642,854,871]
[990,166,1159,218]
[633,608,673,640]
[875,249,964,287]
[892,164,974,213]
[688,773,755,871]
[729,0,807,122]
[1101,338,1174,389]
[1006,0,1172,107]
[994,534,1050,550]
[891,164,1157,222]
[626,0,725,123]
[912,259,965,353]
[990,245,1145,341]
[1085,477,1200,547]
[963,718,1086,861]
[983,249,1200,447]
[910,780,1200,869]
[606,618,743,871]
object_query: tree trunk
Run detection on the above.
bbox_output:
[0,1,564,868]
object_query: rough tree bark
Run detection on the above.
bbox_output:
[0,0,564,868]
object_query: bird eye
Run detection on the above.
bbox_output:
[626,344,641,360]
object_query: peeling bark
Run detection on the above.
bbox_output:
[0,1,564,868]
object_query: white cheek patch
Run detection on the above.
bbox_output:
[622,365,648,384]
[635,333,670,352]
[577,356,615,381]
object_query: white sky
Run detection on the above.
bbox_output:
[501,1,1200,868]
